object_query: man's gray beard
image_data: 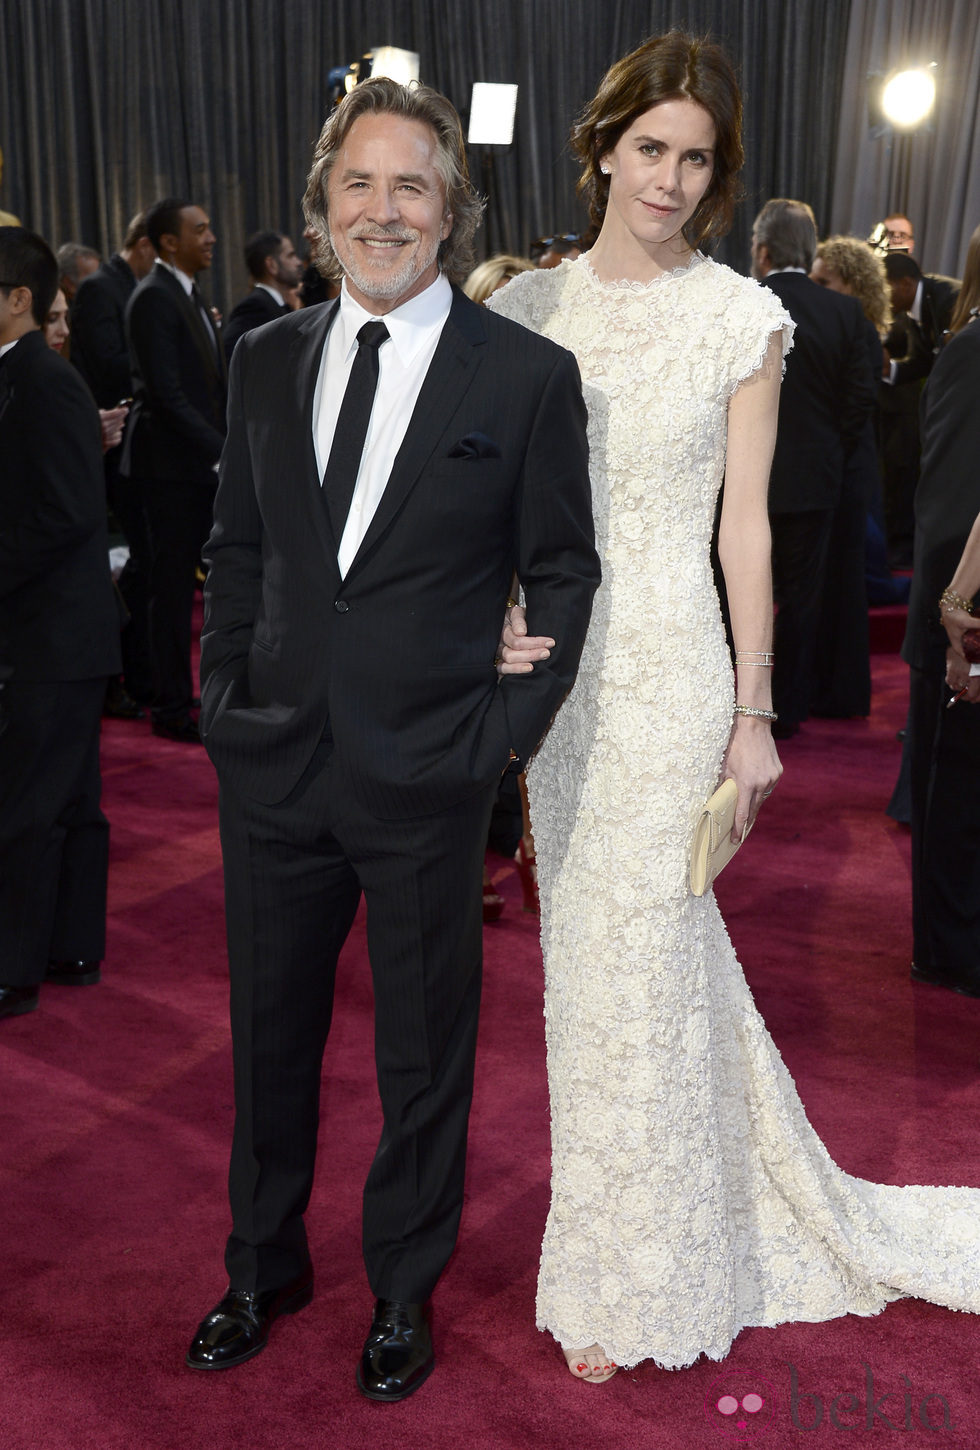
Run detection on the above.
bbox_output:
[330,226,441,302]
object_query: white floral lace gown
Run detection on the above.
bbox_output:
[489,254,980,1371]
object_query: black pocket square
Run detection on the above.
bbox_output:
[447,431,502,460]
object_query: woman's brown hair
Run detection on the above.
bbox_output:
[949,224,980,334]
[570,31,744,251]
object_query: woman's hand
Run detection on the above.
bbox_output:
[941,605,976,659]
[945,646,980,703]
[495,602,555,676]
[99,404,129,453]
[720,716,783,842]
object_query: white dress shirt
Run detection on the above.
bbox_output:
[884,279,924,386]
[312,273,452,578]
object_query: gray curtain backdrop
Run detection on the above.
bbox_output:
[0,0,975,315]
[830,0,980,278]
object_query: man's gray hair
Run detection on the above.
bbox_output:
[56,241,101,284]
[754,199,818,272]
[303,77,484,285]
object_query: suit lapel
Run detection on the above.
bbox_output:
[291,300,342,564]
[158,265,226,386]
[343,287,487,580]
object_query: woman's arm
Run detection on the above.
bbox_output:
[940,509,980,658]
[716,330,784,840]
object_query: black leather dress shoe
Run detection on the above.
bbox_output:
[103,681,145,719]
[0,984,40,1020]
[910,963,980,997]
[356,1299,433,1402]
[152,715,202,744]
[46,960,102,986]
[186,1269,313,1369]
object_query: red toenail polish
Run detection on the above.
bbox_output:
[577,1363,587,1372]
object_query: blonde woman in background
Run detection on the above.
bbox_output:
[463,253,534,306]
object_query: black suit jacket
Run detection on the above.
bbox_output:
[223,288,288,364]
[884,274,960,387]
[69,253,137,407]
[200,285,600,816]
[0,332,121,681]
[903,321,980,672]
[122,262,227,479]
[763,272,873,513]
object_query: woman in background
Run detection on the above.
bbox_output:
[44,287,127,452]
[463,252,534,305]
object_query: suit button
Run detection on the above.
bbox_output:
[334,599,349,613]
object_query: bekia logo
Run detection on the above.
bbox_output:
[705,1369,777,1439]
[704,1364,955,1438]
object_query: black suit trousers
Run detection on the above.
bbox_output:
[106,449,153,699]
[770,509,834,730]
[0,679,109,985]
[141,474,215,720]
[219,737,498,1302]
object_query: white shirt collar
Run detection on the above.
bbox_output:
[155,257,195,296]
[0,336,22,360]
[255,282,287,306]
[767,266,809,275]
[910,279,924,324]
[335,272,452,368]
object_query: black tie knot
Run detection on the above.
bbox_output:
[357,320,389,350]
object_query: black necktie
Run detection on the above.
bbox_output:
[191,283,220,362]
[323,320,390,542]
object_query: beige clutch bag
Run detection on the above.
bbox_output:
[690,778,749,896]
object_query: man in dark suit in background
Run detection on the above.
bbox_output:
[71,211,156,710]
[186,78,599,1400]
[0,228,121,1019]
[882,251,959,386]
[878,251,959,565]
[223,230,303,362]
[751,198,873,737]
[123,197,227,742]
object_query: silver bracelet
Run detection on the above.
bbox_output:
[733,704,778,721]
[736,660,773,668]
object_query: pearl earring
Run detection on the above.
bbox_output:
[600,166,610,175]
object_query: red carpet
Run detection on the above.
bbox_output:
[3,651,979,1450]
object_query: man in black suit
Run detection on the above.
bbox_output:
[186,79,599,1400]
[751,199,873,737]
[882,252,959,386]
[903,317,980,995]
[878,252,959,565]
[122,197,227,742]
[71,211,156,709]
[0,228,121,1019]
[223,231,303,362]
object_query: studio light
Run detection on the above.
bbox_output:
[880,66,937,128]
[366,47,420,85]
[326,47,420,108]
[467,83,519,146]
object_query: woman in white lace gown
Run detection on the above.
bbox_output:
[491,32,980,1381]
